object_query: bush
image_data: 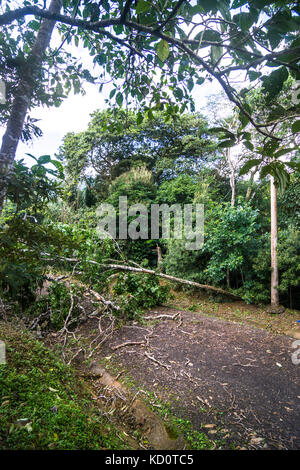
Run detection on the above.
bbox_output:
[25,282,83,330]
[112,273,170,318]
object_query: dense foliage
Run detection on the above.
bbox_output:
[1,106,300,311]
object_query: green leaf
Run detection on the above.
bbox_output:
[136,0,151,14]
[198,0,219,13]
[273,148,295,158]
[109,88,116,99]
[113,24,124,34]
[262,139,280,157]
[260,162,290,193]
[210,45,223,64]
[252,0,274,7]
[38,155,51,165]
[136,112,144,125]
[248,71,261,82]
[157,40,170,62]
[243,140,254,151]
[196,30,221,43]
[233,12,257,31]
[196,77,205,85]
[273,165,290,193]
[285,161,300,172]
[25,153,38,162]
[239,159,261,176]
[232,0,247,7]
[261,67,289,103]
[28,20,40,32]
[187,79,194,92]
[51,160,64,178]
[260,164,272,180]
[209,127,235,139]
[292,120,300,134]
[31,164,46,176]
[218,139,236,148]
[116,92,124,106]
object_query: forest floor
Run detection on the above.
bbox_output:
[69,292,300,450]
[5,283,299,450]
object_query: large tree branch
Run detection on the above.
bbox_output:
[41,253,241,300]
[0,6,120,28]
[120,0,133,23]
[98,264,242,300]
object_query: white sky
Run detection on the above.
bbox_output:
[16,83,109,159]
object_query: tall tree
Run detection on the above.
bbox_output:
[235,81,300,307]
[270,175,279,306]
[0,0,62,213]
[59,109,216,185]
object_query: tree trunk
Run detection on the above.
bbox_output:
[99,263,241,300]
[0,0,62,214]
[40,252,242,300]
[226,147,235,288]
[270,176,279,306]
[226,147,236,207]
[245,169,256,202]
[156,244,163,270]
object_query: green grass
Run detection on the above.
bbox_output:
[145,394,213,450]
[0,322,128,450]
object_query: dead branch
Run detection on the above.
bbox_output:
[111,340,146,351]
[86,288,121,312]
[144,351,171,370]
[143,312,180,321]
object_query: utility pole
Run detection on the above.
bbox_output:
[270,175,279,306]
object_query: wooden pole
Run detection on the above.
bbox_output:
[270,176,279,306]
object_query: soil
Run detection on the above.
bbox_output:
[79,306,300,450]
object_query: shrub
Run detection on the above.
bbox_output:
[112,273,170,318]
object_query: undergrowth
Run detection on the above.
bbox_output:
[0,322,128,450]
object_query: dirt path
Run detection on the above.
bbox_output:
[96,307,300,450]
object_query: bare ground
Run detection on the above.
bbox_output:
[85,306,300,450]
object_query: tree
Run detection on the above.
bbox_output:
[1,1,300,212]
[59,108,216,199]
[0,0,62,213]
[235,80,300,307]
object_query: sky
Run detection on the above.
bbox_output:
[16,83,109,160]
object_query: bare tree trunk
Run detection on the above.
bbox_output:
[0,0,62,214]
[40,251,241,299]
[270,176,279,306]
[99,263,241,300]
[226,268,230,289]
[226,147,235,288]
[156,244,163,270]
[226,147,236,207]
[245,169,256,202]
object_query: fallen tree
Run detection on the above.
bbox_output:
[41,253,241,300]
[99,264,241,300]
